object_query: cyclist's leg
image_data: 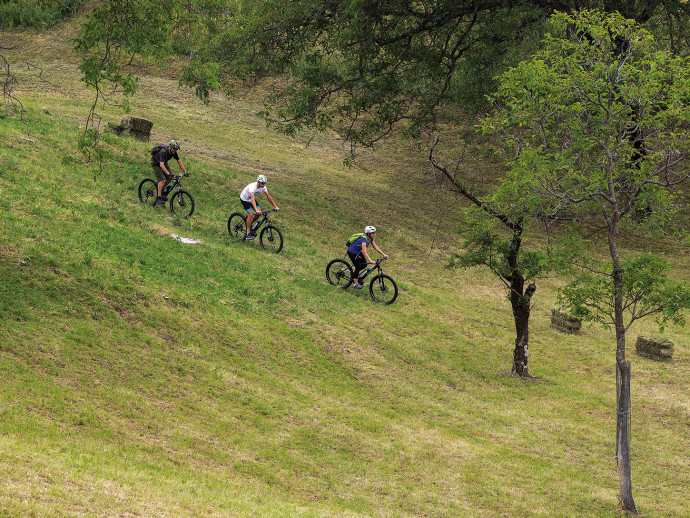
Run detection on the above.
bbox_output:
[349,252,367,286]
[241,199,256,237]
[152,166,170,202]
[248,206,261,234]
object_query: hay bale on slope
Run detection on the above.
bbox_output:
[635,336,674,362]
[111,115,153,142]
[550,307,582,334]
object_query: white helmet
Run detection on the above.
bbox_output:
[257,174,267,183]
[364,225,377,234]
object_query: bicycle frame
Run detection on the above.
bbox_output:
[163,173,189,196]
[250,208,278,232]
[358,258,386,280]
[326,256,397,304]
[342,256,386,280]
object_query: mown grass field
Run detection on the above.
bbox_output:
[1,20,689,518]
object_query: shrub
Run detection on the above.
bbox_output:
[0,0,85,30]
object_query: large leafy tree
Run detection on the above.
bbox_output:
[178,1,690,140]
[483,10,690,512]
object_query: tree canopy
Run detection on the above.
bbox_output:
[66,1,689,153]
[172,0,690,146]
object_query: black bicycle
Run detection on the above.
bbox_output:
[227,208,284,253]
[138,173,195,219]
[326,257,398,304]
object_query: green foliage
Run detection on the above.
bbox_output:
[65,1,690,159]
[73,0,175,162]
[169,0,690,148]
[0,0,85,29]
[179,61,221,100]
[484,9,690,336]
[449,216,551,285]
[484,8,690,229]
[177,0,553,145]
[644,1,690,55]
[74,0,173,96]
[559,255,690,330]
[484,10,690,198]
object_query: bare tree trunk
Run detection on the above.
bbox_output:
[611,246,637,514]
[616,359,636,513]
[511,277,536,376]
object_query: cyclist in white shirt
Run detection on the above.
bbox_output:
[239,175,279,240]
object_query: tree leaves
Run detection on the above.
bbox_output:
[484,9,690,336]
[558,254,690,330]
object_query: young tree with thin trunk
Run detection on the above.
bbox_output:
[483,10,690,513]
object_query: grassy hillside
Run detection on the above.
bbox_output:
[1,24,689,518]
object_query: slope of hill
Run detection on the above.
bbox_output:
[1,23,689,518]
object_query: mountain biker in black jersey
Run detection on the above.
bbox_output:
[151,139,188,205]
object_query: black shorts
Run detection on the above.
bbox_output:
[241,199,259,212]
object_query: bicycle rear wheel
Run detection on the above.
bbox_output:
[169,190,195,218]
[227,212,247,239]
[326,259,353,288]
[369,274,398,304]
[260,225,283,253]
[138,178,158,205]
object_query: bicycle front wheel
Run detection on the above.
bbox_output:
[169,190,195,218]
[138,178,158,205]
[326,259,353,288]
[369,274,398,304]
[227,212,247,239]
[260,225,283,253]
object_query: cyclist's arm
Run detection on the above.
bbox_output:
[264,191,279,210]
[371,241,389,259]
[176,158,188,174]
[361,242,374,263]
[250,192,261,212]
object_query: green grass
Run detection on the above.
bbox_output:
[1,21,689,518]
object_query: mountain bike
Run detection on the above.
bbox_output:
[326,257,398,304]
[138,173,195,219]
[227,208,284,253]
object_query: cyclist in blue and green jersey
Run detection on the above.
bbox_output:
[347,226,389,289]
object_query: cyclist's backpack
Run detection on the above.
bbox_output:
[150,144,165,162]
[346,233,366,247]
